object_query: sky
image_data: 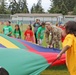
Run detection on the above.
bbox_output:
[27,0,51,12]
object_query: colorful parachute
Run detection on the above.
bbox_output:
[0,34,65,75]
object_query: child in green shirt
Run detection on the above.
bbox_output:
[3,21,12,36]
[36,22,45,45]
[14,25,21,39]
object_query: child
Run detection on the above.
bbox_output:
[3,21,12,36]
[24,25,35,43]
[36,22,45,45]
[0,67,9,75]
[14,25,21,39]
[57,21,76,75]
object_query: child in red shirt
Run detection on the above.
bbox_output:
[24,25,35,43]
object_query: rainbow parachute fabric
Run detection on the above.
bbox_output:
[0,34,65,75]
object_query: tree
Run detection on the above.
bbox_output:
[63,0,76,11]
[0,0,8,14]
[9,1,18,14]
[31,3,36,13]
[31,0,44,13]
[21,0,29,13]
[48,5,61,13]
[9,0,29,14]
[48,0,64,14]
[60,1,68,15]
[49,0,76,15]
[73,6,76,15]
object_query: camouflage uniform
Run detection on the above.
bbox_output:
[45,28,50,44]
[45,26,62,49]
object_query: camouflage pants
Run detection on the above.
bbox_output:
[51,40,60,49]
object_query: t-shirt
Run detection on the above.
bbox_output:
[3,25,12,36]
[24,30,34,42]
[14,30,21,39]
[63,34,76,75]
[36,27,45,39]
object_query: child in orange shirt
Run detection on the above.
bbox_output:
[57,21,76,75]
[24,25,35,43]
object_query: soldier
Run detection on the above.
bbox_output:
[45,22,62,49]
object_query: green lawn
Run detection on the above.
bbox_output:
[41,65,69,75]
[0,24,69,75]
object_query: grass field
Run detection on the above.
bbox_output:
[0,24,69,75]
[41,65,69,75]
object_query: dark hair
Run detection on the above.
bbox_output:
[7,21,11,24]
[41,22,45,26]
[0,67,9,75]
[14,24,21,36]
[28,25,32,30]
[65,21,76,36]
[36,19,39,21]
[56,23,58,26]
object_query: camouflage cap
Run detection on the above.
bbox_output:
[45,22,51,26]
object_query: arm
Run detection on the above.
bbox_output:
[57,34,73,59]
[32,32,36,43]
[30,31,35,43]
[57,45,70,59]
